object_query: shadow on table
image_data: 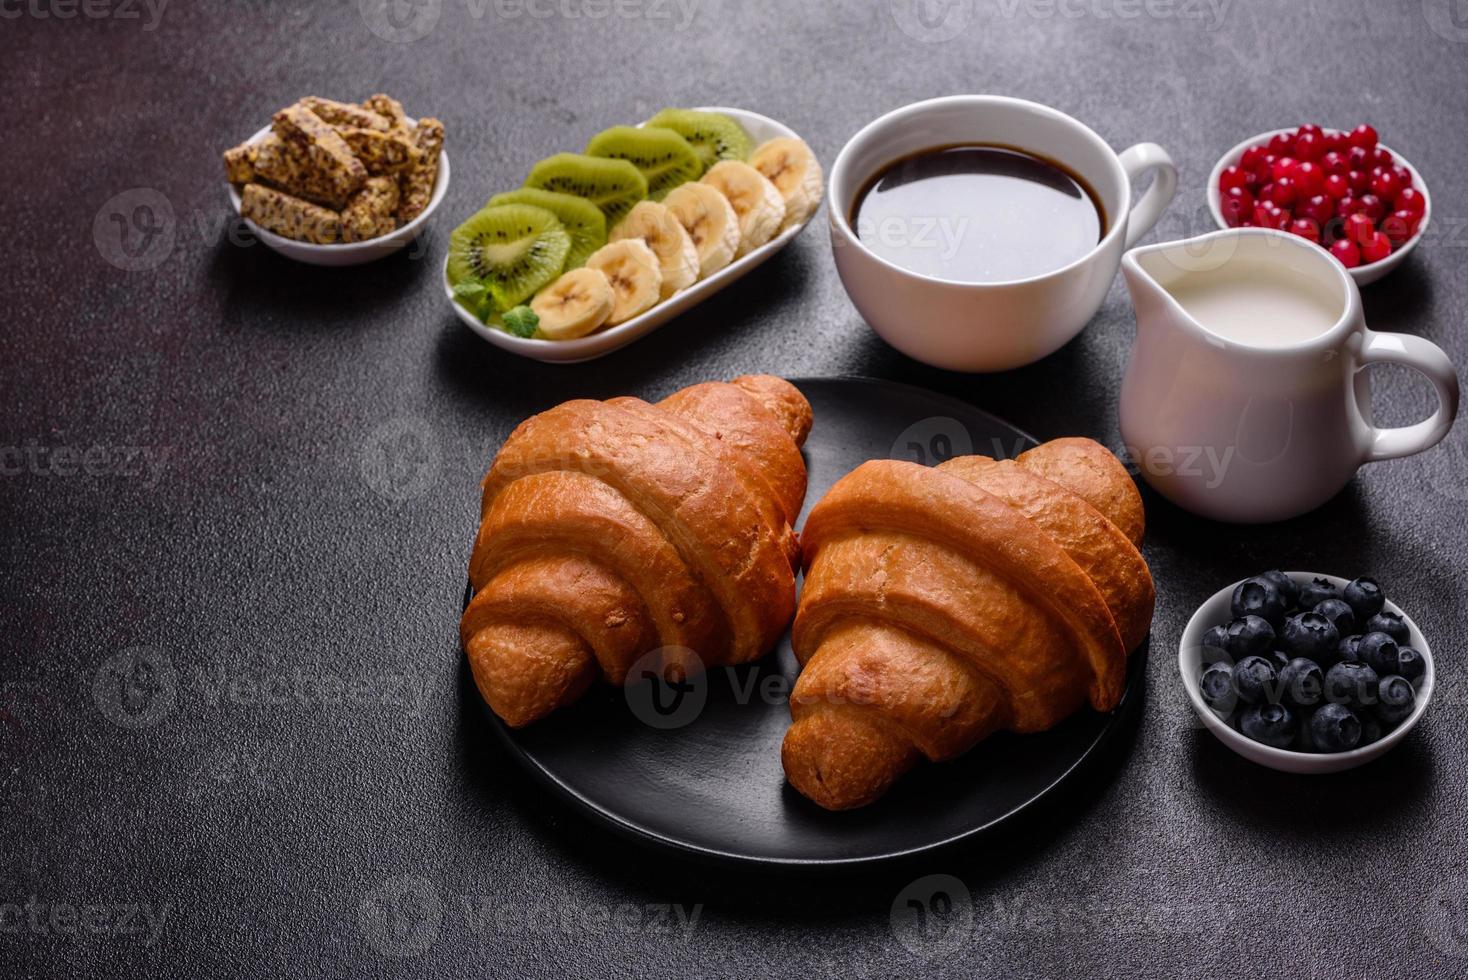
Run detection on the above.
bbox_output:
[452,640,1149,919]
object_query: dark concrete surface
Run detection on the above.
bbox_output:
[4,0,1467,976]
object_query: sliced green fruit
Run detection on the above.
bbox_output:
[585,126,702,201]
[489,187,607,270]
[524,153,647,229]
[446,203,570,311]
[644,109,752,169]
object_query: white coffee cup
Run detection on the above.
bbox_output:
[828,95,1178,372]
[1120,228,1460,523]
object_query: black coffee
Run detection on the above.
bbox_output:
[852,145,1106,283]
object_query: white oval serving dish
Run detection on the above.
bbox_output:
[444,106,819,364]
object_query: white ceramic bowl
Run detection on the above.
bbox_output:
[1206,128,1429,287]
[1179,572,1434,773]
[447,106,819,364]
[226,119,450,267]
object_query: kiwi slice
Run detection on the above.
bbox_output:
[446,203,570,311]
[488,187,607,270]
[524,153,647,229]
[644,109,752,169]
[585,126,703,201]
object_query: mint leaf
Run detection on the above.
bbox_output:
[501,305,539,338]
[452,281,486,303]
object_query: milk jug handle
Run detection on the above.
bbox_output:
[1355,328,1460,462]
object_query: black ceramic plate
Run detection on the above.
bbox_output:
[477,377,1144,868]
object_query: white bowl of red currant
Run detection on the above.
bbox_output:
[1207,124,1430,286]
[1179,571,1434,774]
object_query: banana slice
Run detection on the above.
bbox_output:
[609,201,699,299]
[530,267,616,340]
[700,160,784,258]
[662,182,740,279]
[751,137,823,231]
[584,239,663,325]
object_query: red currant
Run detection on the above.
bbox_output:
[1348,124,1379,151]
[1254,201,1289,230]
[1371,169,1403,201]
[1268,176,1298,206]
[1323,130,1348,154]
[1320,151,1349,176]
[1297,124,1324,139]
[1219,165,1250,193]
[1347,169,1370,195]
[1324,174,1350,199]
[1359,193,1386,222]
[1347,146,1370,170]
[1361,230,1392,264]
[1391,164,1413,187]
[1346,212,1376,246]
[1369,147,1393,169]
[1298,194,1334,225]
[1293,161,1326,197]
[1381,211,1418,247]
[1336,195,1361,218]
[1293,133,1324,162]
[1330,239,1361,268]
[1271,156,1299,182]
[1240,144,1267,173]
[1290,218,1321,244]
[1220,186,1255,226]
[1396,186,1427,217]
[1268,132,1296,156]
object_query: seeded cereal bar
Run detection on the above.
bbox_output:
[271,103,367,201]
[240,183,341,244]
[301,96,390,132]
[397,117,444,223]
[341,177,401,243]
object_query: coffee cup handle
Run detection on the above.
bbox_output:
[1356,328,1461,462]
[1118,143,1178,249]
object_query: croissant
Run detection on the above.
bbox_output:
[461,375,812,728]
[783,437,1154,810]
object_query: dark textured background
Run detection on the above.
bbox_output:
[4,0,1467,976]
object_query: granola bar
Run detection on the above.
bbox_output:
[396,117,444,223]
[340,177,401,243]
[301,96,390,132]
[271,103,366,201]
[251,134,352,209]
[223,142,256,183]
[339,127,421,175]
[362,93,409,134]
[240,183,341,244]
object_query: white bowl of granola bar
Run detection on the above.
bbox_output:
[224,99,449,268]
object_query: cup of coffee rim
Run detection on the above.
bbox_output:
[828,94,1178,372]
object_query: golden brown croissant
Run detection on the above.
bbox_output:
[783,437,1154,810]
[461,375,812,727]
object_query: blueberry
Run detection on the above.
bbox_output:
[1358,714,1383,746]
[1358,632,1401,676]
[1364,610,1409,645]
[1260,570,1301,609]
[1324,661,1379,709]
[1200,662,1237,714]
[1226,615,1276,659]
[1280,612,1340,661]
[1268,650,1289,675]
[1312,598,1356,638]
[1241,702,1296,748]
[1397,647,1426,684]
[1298,577,1343,610]
[1232,577,1289,626]
[1202,623,1230,656]
[1233,655,1277,704]
[1343,577,1385,622]
[1311,703,1363,753]
[1278,658,1324,708]
[1335,634,1363,666]
[1375,675,1416,726]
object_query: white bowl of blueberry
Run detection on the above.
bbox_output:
[1179,571,1433,773]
